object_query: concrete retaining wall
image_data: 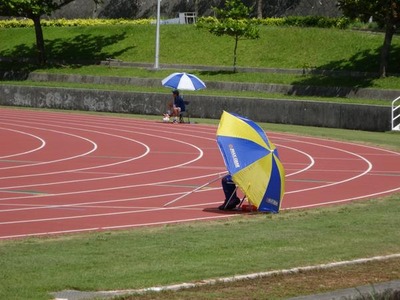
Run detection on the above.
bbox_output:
[0,85,391,131]
[27,72,399,101]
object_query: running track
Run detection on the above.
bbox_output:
[0,108,399,240]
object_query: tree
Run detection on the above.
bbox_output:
[256,0,262,18]
[0,0,101,65]
[337,0,400,78]
[197,0,260,72]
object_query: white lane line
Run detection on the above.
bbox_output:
[276,137,373,194]
[284,186,400,210]
[0,171,221,206]
[0,122,98,171]
[0,121,204,188]
[0,197,227,226]
[1,109,398,240]
[0,214,235,240]
[0,127,45,158]
[0,142,202,194]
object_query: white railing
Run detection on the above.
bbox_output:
[179,12,197,24]
[392,96,400,131]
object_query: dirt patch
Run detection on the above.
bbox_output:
[122,257,400,299]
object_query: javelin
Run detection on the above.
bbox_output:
[163,173,226,207]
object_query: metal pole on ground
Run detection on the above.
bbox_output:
[163,174,226,207]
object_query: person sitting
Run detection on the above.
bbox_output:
[169,89,186,123]
[218,174,241,210]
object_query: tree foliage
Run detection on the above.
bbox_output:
[0,0,101,64]
[197,0,260,72]
[0,0,65,16]
[337,0,400,77]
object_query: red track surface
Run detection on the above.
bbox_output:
[0,108,399,239]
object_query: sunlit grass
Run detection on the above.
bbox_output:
[32,64,400,88]
[1,24,399,71]
[2,24,400,105]
[0,194,399,300]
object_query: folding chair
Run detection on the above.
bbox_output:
[179,100,191,123]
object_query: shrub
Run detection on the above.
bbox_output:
[0,18,152,28]
[256,16,351,29]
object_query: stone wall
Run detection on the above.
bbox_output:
[0,85,391,132]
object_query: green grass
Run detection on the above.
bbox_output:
[29,63,400,91]
[1,24,400,107]
[1,24,400,70]
[0,194,399,300]
[2,24,400,107]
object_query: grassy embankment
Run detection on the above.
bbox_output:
[1,24,400,105]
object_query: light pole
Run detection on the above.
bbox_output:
[154,0,161,69]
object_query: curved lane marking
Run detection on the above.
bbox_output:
[0,121,204,186]
[0,123,98,170]
[0,128,46,159]
[0,171,221,203]
[279,138,373,194]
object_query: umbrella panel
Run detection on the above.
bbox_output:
[161,72,206,91]
[216,137,271,175]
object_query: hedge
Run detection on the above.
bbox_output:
[0,16,352,29]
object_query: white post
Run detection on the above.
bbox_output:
[154,0,161,69]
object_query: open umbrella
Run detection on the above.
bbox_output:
[216,111,285,213]
[161,72,206,91]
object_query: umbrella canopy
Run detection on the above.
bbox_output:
[216,111,285,213]
[161,72,206,91]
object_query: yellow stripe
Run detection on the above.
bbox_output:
[232,155,273,207]
[217,111,270,149]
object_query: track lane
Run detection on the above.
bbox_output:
[0,108,399,239]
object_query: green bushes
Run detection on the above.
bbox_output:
[0,16,353,29]
[197,16,352,29]
[0,18,33,28]
[0,18,152,28]
[258,16,352,29]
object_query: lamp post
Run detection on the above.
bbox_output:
[154,0,161,69]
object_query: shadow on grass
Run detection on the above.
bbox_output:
[198,70,236,76]
[0,31,133,80]
[196,46,400,98]
[284,45,400,98]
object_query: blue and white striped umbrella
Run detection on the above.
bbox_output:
[161,72,206,91]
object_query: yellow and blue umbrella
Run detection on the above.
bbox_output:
[216,111,285,213]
